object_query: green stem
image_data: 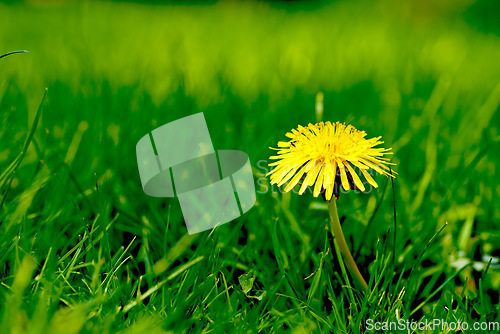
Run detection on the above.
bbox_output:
[327,198,368,293]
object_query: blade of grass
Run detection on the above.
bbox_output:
[0,50,28,59]
[410,263,472,317]
[0,89,47,210]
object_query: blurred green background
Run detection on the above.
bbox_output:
[1,0,499,333]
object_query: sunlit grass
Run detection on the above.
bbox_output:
[0,0,499,333]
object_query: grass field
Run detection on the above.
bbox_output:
[1,0,500,333]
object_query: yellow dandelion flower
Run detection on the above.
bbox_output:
[267,121,396,201]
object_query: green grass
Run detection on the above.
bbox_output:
[1,0,500,333]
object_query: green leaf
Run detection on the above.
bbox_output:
[238,271,256,295]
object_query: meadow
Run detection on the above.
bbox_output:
[0,0,499,332]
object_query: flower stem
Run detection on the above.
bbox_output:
[327,198,368,293]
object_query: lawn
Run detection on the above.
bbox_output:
[0,0,499,333]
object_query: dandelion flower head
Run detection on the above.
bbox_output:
[267,121,396,201]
